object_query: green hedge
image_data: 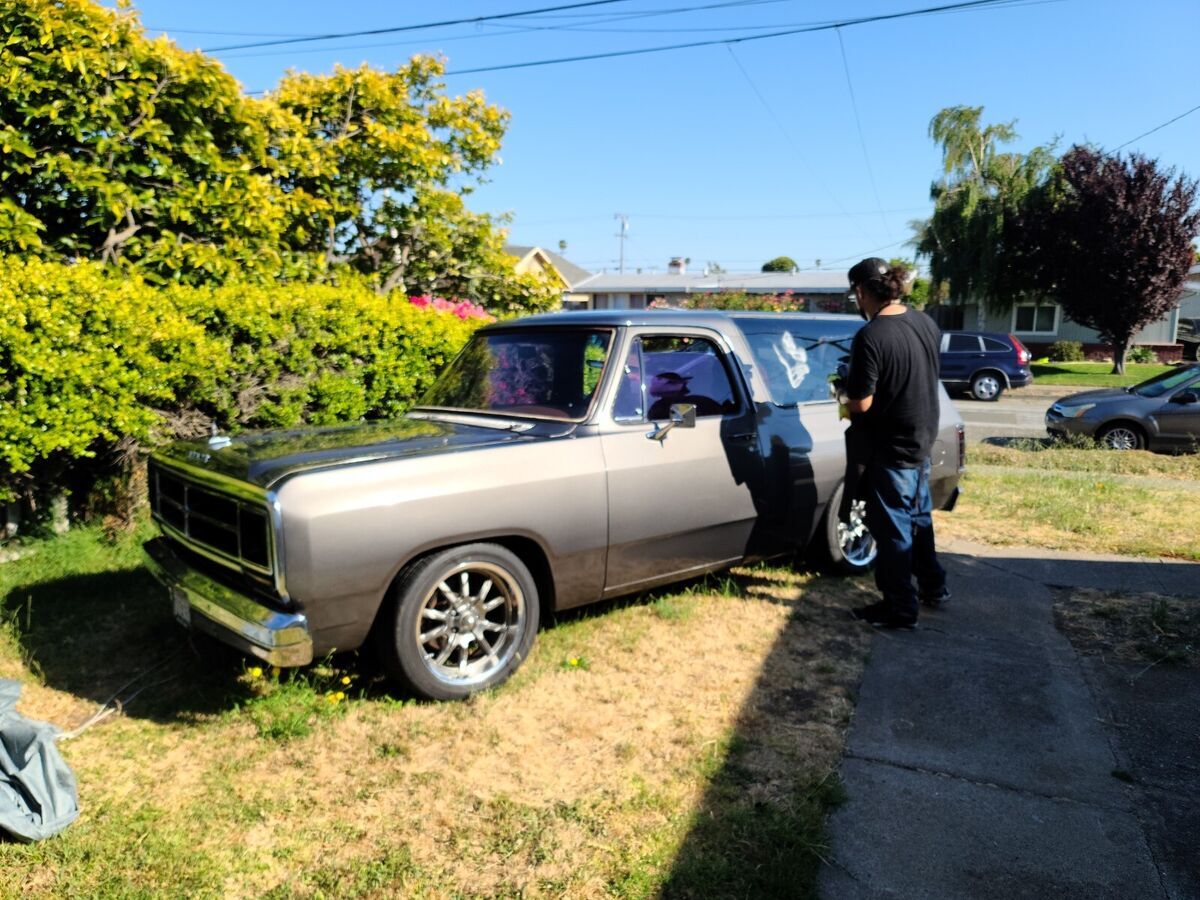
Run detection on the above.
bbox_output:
[0,257,482,508]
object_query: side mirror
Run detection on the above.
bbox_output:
[646,403,696,441]
[1170,390,1198,405]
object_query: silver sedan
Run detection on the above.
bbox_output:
[1045,364,1200,451]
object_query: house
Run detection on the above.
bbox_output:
[503,245,594,307]
[569,259,856,313]
[1178,263,1200,318]
[930,292,1186,362]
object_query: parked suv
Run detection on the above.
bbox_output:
[939,331,1032,401]
[1177,317,1200,362]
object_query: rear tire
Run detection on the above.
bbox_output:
[1097,422,1146,451]
[375,543,539,701]
[823,482,877,575]
[970,371,1004,402]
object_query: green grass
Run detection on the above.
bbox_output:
[938,468,1199,560]
[1030,361,1174,387]
[970,440,1200,481]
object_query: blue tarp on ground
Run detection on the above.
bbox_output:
[0,679,78,842]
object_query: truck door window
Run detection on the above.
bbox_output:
[742,328,853,405]
[613,335,737,422]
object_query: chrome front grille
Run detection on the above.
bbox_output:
[149,462,273,574]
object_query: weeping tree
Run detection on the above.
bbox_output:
[913,106,1055,323]
[1011,147,1199,374]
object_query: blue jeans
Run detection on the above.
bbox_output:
[863,459,946,620]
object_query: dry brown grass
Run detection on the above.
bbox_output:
[0,532,872,899]
[1054,587,1200,669]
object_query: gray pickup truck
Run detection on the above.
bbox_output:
[144,310,964,699]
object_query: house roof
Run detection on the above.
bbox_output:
[503,244,593,288]
[571,270,851,294]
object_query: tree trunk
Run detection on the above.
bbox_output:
[1111,340,1128,375]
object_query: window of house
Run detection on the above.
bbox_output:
[1013,303,1058,334]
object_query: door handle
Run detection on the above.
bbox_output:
[727,432,757,443]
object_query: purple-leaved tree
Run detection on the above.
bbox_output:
[1014,147,1199,373]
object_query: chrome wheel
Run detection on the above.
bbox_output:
[1099,425,1141,451]
[837,499,877,568]
[971,373,1002,401]
[415,561,526,688]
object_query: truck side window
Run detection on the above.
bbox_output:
[614,335,737,422]
[743,329,849,405]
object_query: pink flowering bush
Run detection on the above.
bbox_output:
[407,295,493,321]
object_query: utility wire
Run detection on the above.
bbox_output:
[203,0,637,52]
[724,44,872,243]
[444,0,1047,75]
[1112,102,1200,152]
[834,27,892,241]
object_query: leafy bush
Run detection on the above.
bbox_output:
[1048,340,1085,362]
[1126,345,1157,364]
[678,291,807,312]
[0,257,484,510]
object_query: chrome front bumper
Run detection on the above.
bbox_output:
[143,537,313,667]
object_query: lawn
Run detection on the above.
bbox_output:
[969,440,1200,482]
[0,524,871,898]
[1030,361,1175,387]
[936,465,1199,561]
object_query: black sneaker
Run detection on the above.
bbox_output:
[920,587,951,608]
[851,603,918,630]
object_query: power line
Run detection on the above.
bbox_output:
[834,27,891,241]
[1112,102,1200,152]
[203,0,637,52]
[723,44,872,243]
[444,0,1047,75]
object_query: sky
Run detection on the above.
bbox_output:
[124,0,1200,276]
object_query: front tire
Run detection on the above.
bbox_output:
[1097,422,1146,451]
[823,482,877,575]
[970,371,1004,402]
[376,543,540,700]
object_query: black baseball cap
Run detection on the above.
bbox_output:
[847,257,889,288]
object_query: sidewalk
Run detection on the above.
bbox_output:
[818,539,1199,899]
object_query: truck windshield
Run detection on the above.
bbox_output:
[418,329,614,421]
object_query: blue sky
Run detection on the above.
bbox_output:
[126,0,1199,275]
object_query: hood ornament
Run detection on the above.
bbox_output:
[207,422,232,450]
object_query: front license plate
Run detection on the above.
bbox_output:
[171,587,191,627]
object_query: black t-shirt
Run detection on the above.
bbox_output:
[845,309,941,467]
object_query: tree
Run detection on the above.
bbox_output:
[0,2,555,312]
[913,106,1056,320]
[761,256,798,273]
[0,0,324,282]
[1012,146,1199,373]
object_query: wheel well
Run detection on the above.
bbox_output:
[971,368,1009,388]
[380,536,557,625]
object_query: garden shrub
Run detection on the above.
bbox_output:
[0,257,487,514]
[1126,345,1157,364]
[1047,340,1085,362]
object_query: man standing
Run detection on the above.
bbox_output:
[841,258,948,629]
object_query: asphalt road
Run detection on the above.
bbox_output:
[952,388,1057,442]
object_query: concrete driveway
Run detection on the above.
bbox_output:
[819,538,1199,899]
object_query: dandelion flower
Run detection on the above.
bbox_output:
[334,691,346,702]
[340,675,352,685]
[248,666,263,679]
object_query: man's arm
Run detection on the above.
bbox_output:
[844,333,878,416]
[847,394,873,414]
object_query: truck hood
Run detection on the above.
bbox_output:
[154,413,573,489]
